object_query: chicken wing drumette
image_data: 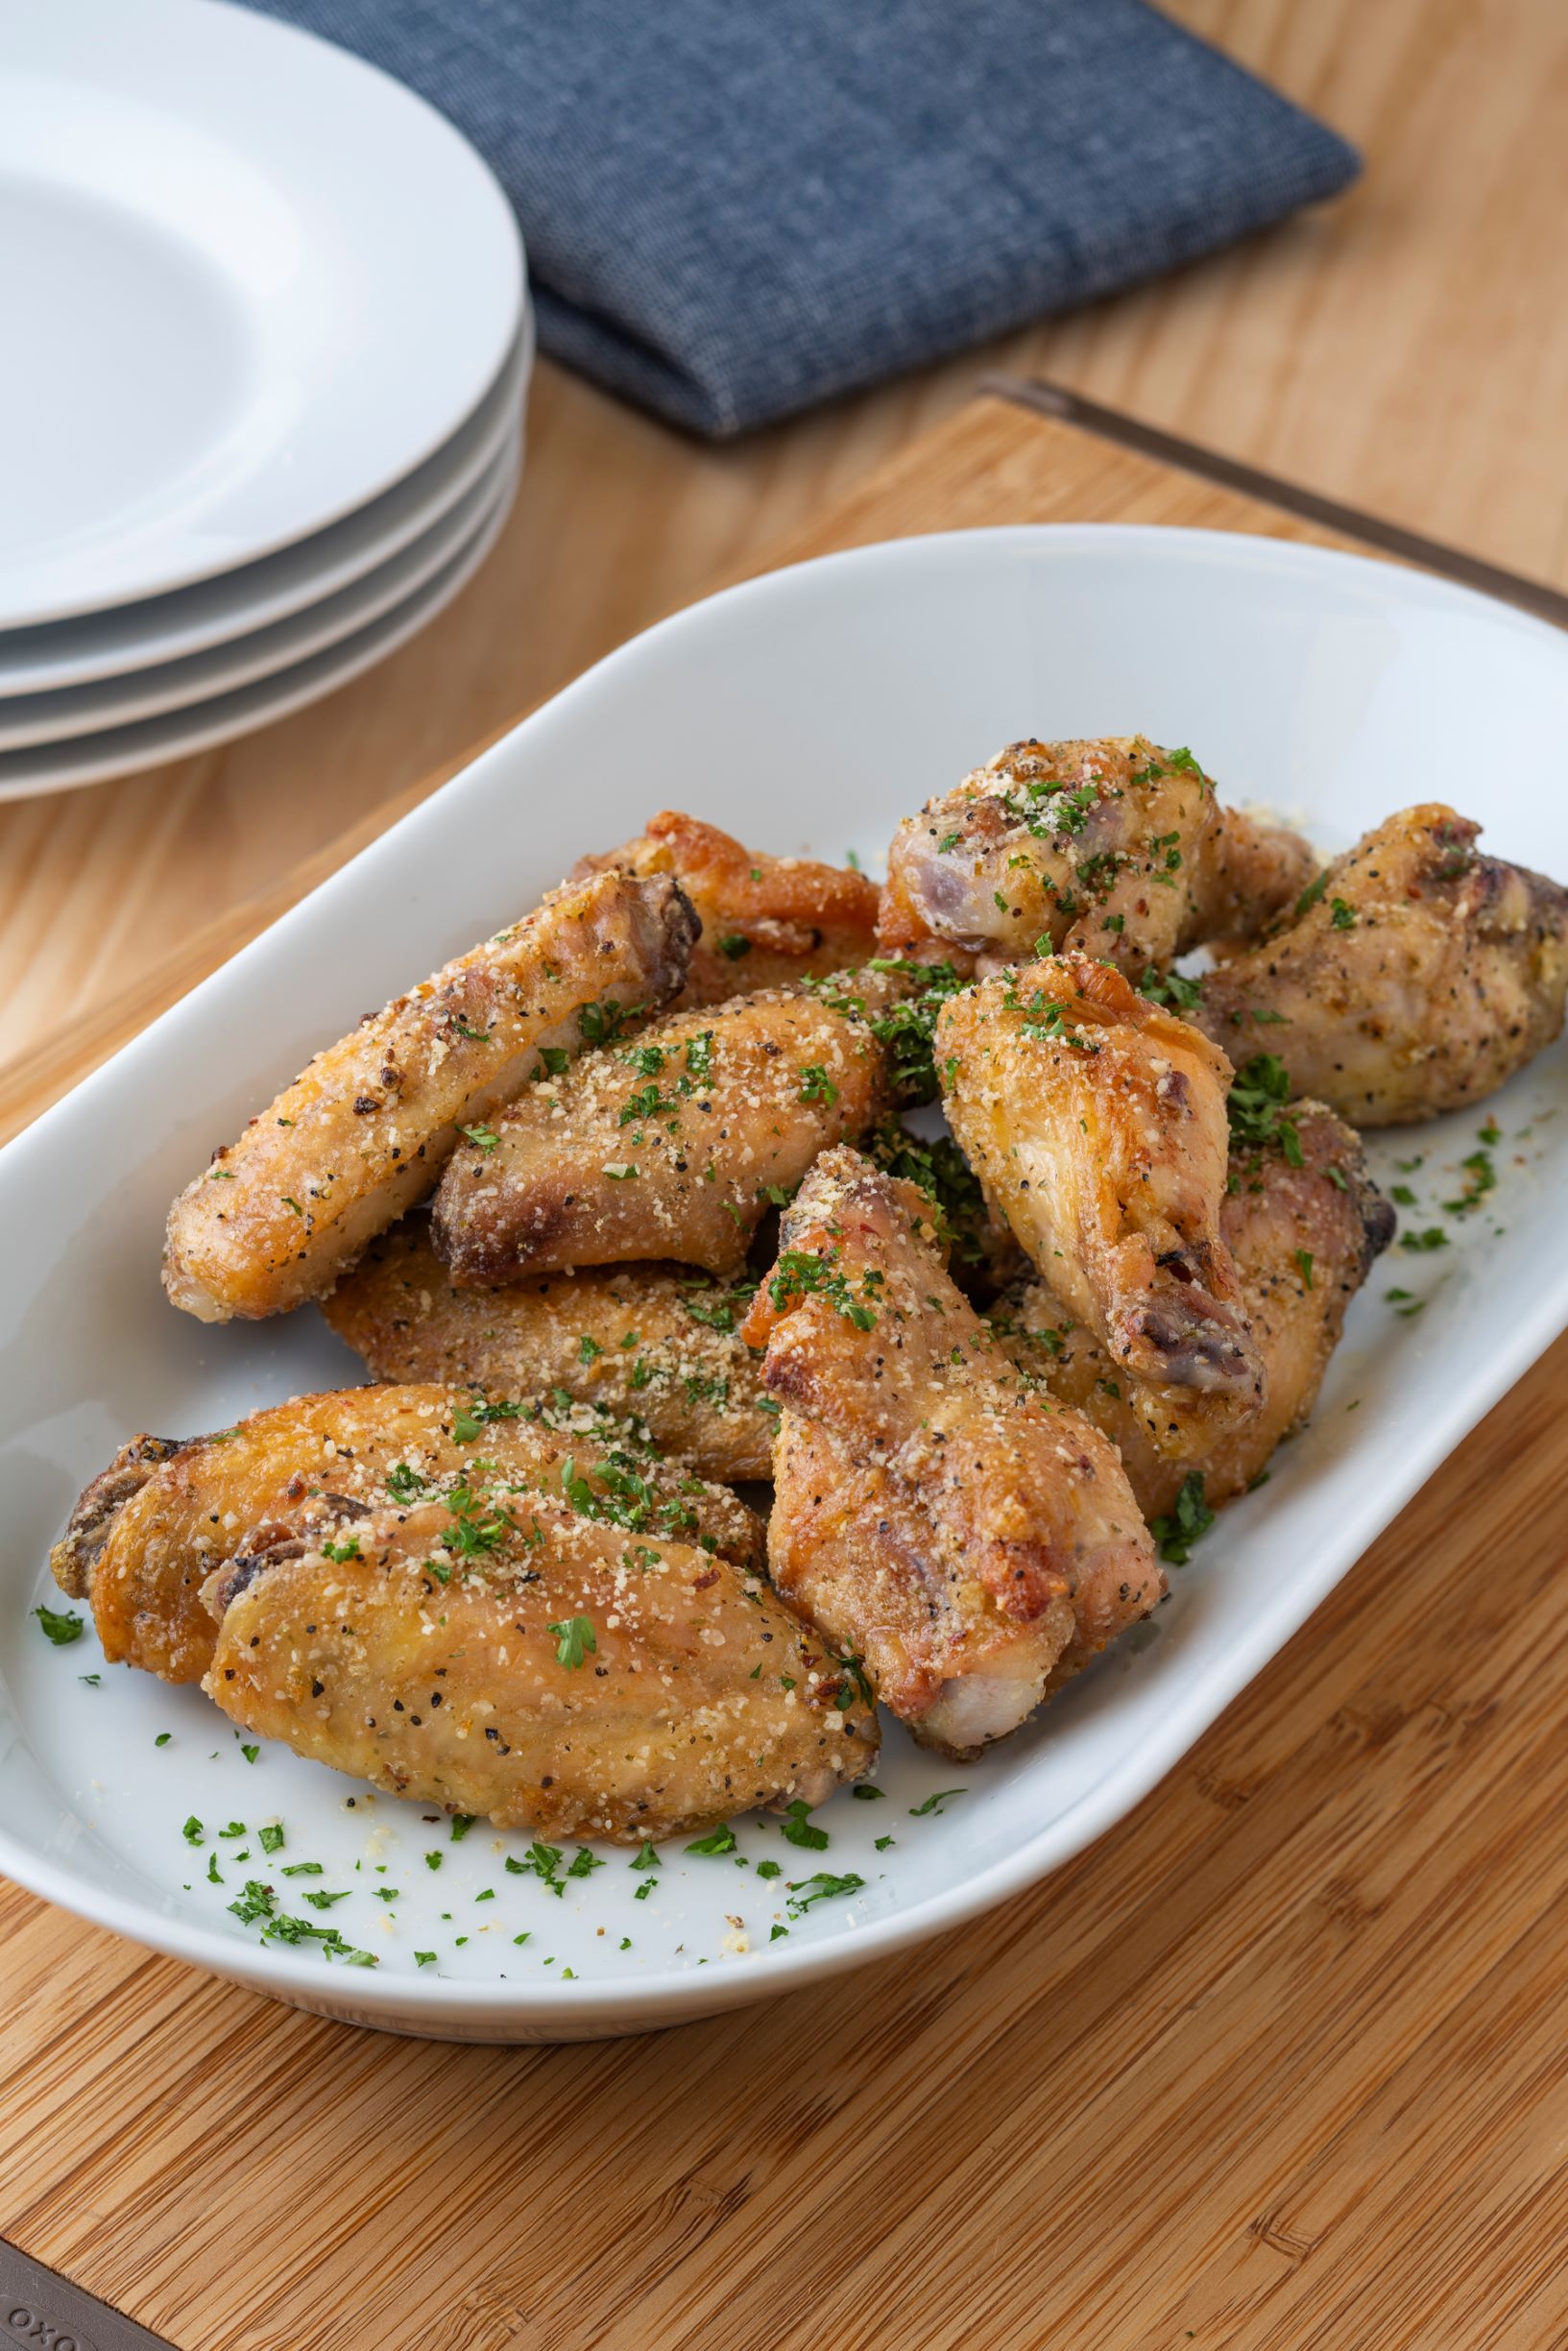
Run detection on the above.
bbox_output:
[879,738,1313,975]
[325,1219,773,1481]
[746,1149,1159,1757]
[51,1384,760,1685]
[163,869,698,1322]
[430,971,923,1287]
[938,957,1266,1436]
[574,809,880,1008]
[203,1490,877,1842]
[992,1102,1394,1521]
[1193,804,1568,1126]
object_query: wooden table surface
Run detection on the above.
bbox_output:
[6,7,1568,2347]
[6,0,1568,1077]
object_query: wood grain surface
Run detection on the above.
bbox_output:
[5,391,1568,2351]
[7,0,1568,1082]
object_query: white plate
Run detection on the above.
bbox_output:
[0,0,522,629]
[0,434,521,749]
[4,526,1567,2045]
[0,312,533,700]
[0,457,519,799]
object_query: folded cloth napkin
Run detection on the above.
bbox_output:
[247,0,1359,438]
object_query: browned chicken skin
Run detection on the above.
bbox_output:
[162,869,698,1322]
[430,977,905,1286]
[51,1385,760,1685]
[938,957,1266,1430]
[879,737,1313,976]
[574,809,880,1008]
[203,1491,877,1842]
[325,1219,773,1481]
[1194,805,1568,1126]
[991,1103,1395,1519]
[749,1149,1160,1757]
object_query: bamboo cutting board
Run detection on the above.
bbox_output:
[5,392,1568,2351]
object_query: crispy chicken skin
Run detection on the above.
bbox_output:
[51,1384,760,1685]
[879,738,1313,975]
[939,957,1266,1423]
[1194,804,1568,1126]
[162,870,698,1324]
[993,1103,1395,1519]
[325,1220,773,1481]
[748,1149,1160,1756]
[573,809,880,1008]
[431,979,901,1287]
[202,1493,877,1842]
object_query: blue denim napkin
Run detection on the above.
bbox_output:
[248,0,1359,438]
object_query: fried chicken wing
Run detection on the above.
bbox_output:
[431,978,903,1287]
[938,957,1266,1421]
[748,1149,1159,1756]
[162,870,698,1323]
[993,1103,1394,1519]
[1193,804,1568,1125]
[51,1383,760,1685]
[575,809,880,1007]
[202,1493,877,1842]
[324,1220,773,1482]
[879,738,1313,975]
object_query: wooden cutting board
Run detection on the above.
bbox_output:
[6,391,1567,2351]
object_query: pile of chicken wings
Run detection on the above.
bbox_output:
[53,744,1568,1841]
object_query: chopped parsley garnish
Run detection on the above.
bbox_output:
[1294,870,1329,917]
[686,1826,738,1856]
[547,1614,596,1669]
[1137,967,1204,1013]
[1399,1227,1450,1253]
[1293,1248,1315,1289]
[450,1813,475,1841]
[780,1801,829,1851]
[34,1604,84,1646]
[1227,1054,1303,1166]
[1329,898,1357,930]
[908,1789,965,1818]
[797,1063,839,1107]
[320,1537,361,1564]
[257,1823,285,1854]
[460,1124,500,1151]
[629,1840,661,1873]
[786,1871,864,1915]
[1148,1471,1216,1565]
[578,999,637,1049]
[385,1462,427,1502]
[714,934,752,960]
[181,1816,205,1846]
[768,1248,880,1330]
[851,1783,885,1802]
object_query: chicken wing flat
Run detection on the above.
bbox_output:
[748,1149,1159,1756]
[431,976,906,1286]
[938,957,1266,1421]
[879,737,1313,975]
[324,1219,773,1481]
[574,809,880,1007]
[162,869,698,1323]
[202,1492,878,1842]
[992,1103,1395,1521]
[1193,804,1568,1126]
[51,1383,760,1685]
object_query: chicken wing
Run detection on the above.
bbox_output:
[430,976,906,1287]
[324,1219,773,1481]
[574,809,880,1007]
[938,957,1266,1422]
[1193,804,1568,1126]
[162,869,698,1323]
[879,737,1313,975]
[748,1149,1159,1756]
[51,1383,760,1685]
[202,1492,878,1842]
[991,1103,1395,1521]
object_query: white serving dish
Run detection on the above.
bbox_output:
[0,0,522,629]
[0,454,519,799]
[3,525,1566,2044]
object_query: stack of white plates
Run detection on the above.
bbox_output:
[0,0,529,801]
